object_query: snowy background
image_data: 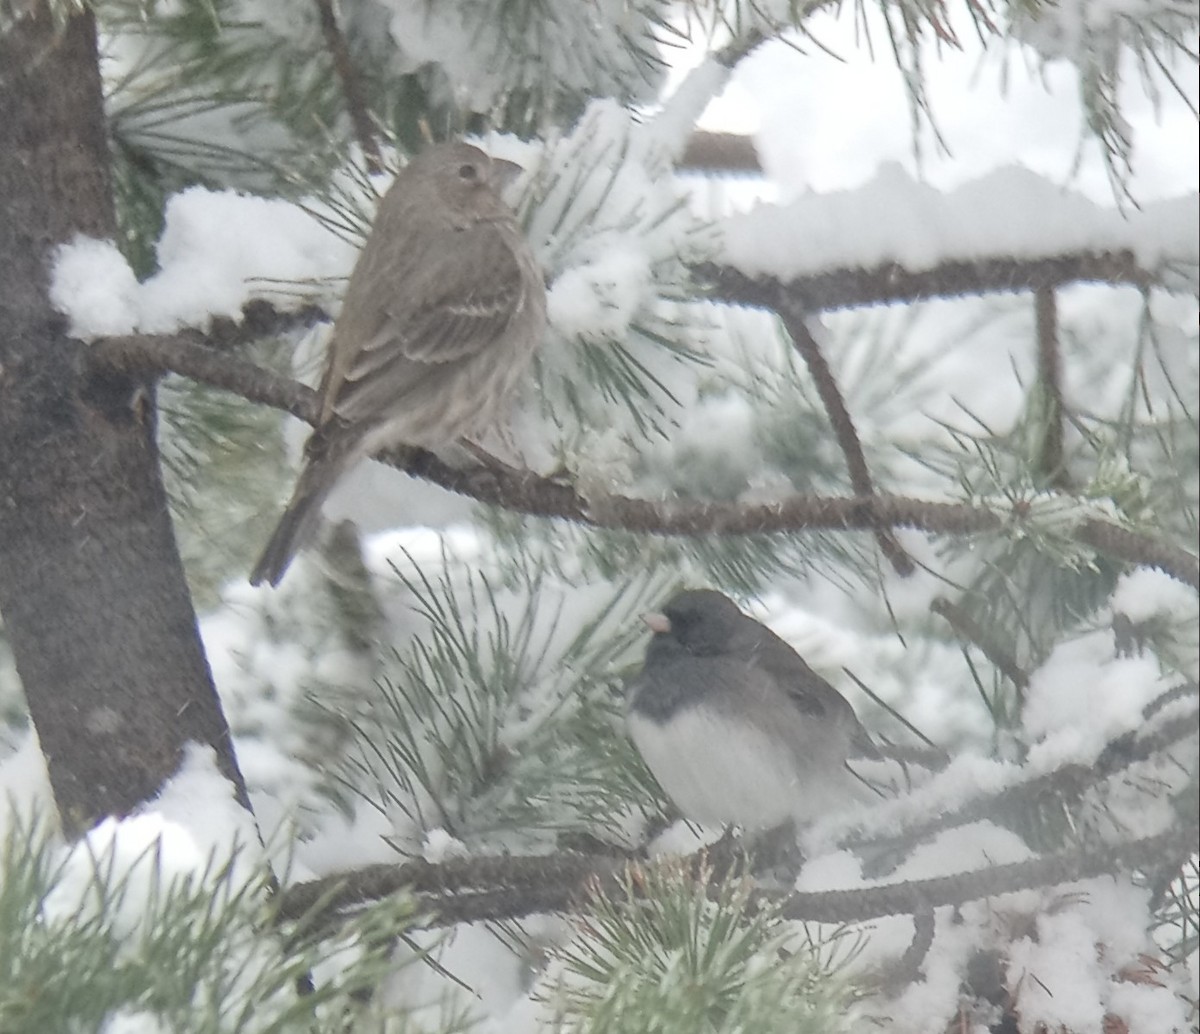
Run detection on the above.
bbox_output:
[2,2,1198,1032]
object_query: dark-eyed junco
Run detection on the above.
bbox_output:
[626,589,878,831]
[250,141,547,587]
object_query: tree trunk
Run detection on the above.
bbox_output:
[0,5,251,837]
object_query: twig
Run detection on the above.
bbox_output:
[678,132,761,176]
[313,0,382,175]
[880,901,936,987]
[775,826,1196,923]
[1034,286,1069,488]
[930,595,1030,690]
[839,687,1199,856]
[697,250,1159,314]
[843,668,950,761]
[87,333,1200,590]
[780,302,915,576]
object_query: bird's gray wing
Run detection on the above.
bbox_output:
[325,223,531,423]
[753,627,881,758]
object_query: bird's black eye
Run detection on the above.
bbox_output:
[458,163,478,180]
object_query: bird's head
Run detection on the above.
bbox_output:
[642,589,748,657]
[405,141,524,221]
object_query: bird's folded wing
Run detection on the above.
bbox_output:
[323,224,528,422]
[754,632,840,719]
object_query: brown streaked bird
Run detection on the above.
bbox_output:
[251,141,547,587]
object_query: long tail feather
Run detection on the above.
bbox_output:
[249,449,347,587]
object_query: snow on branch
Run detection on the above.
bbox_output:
[698,249,1168,312]
[716,165,1199,288]
[274,816,1197,931]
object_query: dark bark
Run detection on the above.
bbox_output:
[698,249,1156,313]
[0,6,250,836]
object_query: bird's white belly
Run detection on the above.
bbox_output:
[629,707,811,831]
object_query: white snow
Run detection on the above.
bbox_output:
[40,745,265,948]
[51,188,352,339]
[1110,567,1200,626]
[49,236,141,338]
[422,827,469,863]
[98,1012,170,1034]
[1024,628,1166,767]
[723,163,1199,282]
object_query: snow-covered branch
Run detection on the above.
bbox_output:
[698,249,1167,313]
[275,819,1197,931]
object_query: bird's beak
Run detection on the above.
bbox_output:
[641,612,671,635]
[491,157,524,190]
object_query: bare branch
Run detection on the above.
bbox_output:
[313,0,382,175]
[275,685,1196,932]
[776,826,1196,923]
[1034,286,1069,488]
[931,595,1030,690]
[89,333,1200,590]
[678,132,762,176]
[781,303,914,576]
[89,333,317,423]
[275,822,1197,932]
[697,250,1160,313]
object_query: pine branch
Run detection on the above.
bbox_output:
[780,303,915,576]
[930,595,1030,690]
[277,688,1197,931]
[1034,286,1069,488]
[85,331,1200,590]
[275,821,1198,932]
[276,851,618,925]
[839,684,1199,856]
[678,131,761,175]
[91,331,318,422]
[775,826,1197,923]
[697,249,1162,313]
[313,0,383,175]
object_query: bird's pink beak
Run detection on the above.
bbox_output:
[642,612,671,635]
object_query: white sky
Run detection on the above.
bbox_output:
[671,6,1198,203]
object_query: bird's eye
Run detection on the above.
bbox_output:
[458,163,478,180]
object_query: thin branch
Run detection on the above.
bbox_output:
[276,852,616,925]
[275,822,1198,932]
[840,687,1199,856]
[930,595,1030,690]
[780,302,914,576]
[275,689,1197,931]
[87,334,1200,590]
[697,250,1160,314]
[678,131,762,176]
[313,0,382,174]
[776,826,1196,923]
[89,333,317,422]
[879,901,936,987]
[1034,286,1069,488]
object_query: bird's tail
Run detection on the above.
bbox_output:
[249,438,354,588]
